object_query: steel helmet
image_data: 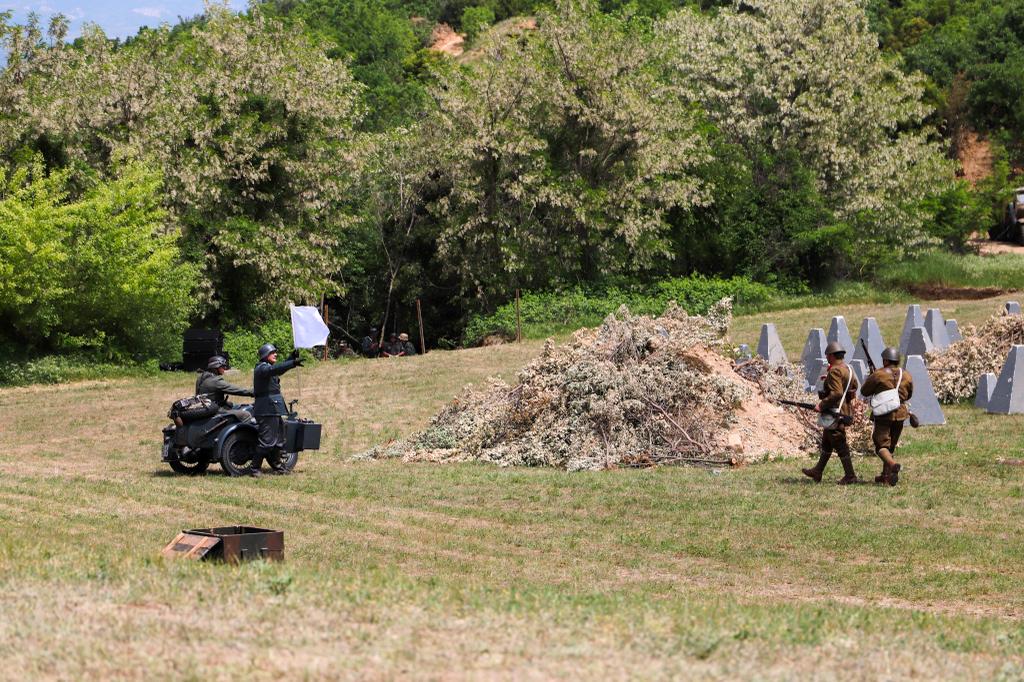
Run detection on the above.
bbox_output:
[881,347,900,364]
[824,341,846,356]
[257,343,278,361]
[206,355,229,371]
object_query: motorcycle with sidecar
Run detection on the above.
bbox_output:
[162,396,321,476]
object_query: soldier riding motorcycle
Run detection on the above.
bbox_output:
[196,355,255,424]
[161,347,320,477]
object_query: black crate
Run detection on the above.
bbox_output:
[181,328,225,371]
[285,420,322,452]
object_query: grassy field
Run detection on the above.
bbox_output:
[878,251,1024,293]
[1,295,1023,679]
[730,294,1019,357]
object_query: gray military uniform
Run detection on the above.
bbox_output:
[195,370,255,423]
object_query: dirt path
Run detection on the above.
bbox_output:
[971,234,1024,255]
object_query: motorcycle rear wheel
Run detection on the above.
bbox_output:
[163,440,210,476]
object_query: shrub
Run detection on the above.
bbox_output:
[461,5,496,43]
[0,160,196,360]
[222,319,300,369]
[463,275,778,344]
[0,354,157,387]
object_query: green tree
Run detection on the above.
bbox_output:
[0,160,196,359]
[260,0,428,130]
[461,5,496,43]
[0,4,365,325]
[658,0,955,271]
[426,0,709,301]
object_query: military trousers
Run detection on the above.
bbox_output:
[820,428,850,458]
[871,417,904,455]
[256,415,285,460]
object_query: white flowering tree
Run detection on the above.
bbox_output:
[657,0,955,265]
[0,3,363,322]
[426,0,710,300]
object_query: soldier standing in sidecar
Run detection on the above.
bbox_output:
[252,343,302,477]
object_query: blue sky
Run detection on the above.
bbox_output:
[1,1,248,40]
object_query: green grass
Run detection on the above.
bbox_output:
[735,280,911,314]
[1,296,1023,677]
[878,251,1024,292]
[730,293,1016,356]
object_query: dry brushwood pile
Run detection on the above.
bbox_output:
[927,309,1024,402]
[364,301,844,471]
[735,357,874,459]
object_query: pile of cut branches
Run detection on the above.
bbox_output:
[927,310,1024,402]
[363,300,817,471]
[735,357,873,458]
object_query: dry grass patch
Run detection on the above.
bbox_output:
[1,297,1024,678]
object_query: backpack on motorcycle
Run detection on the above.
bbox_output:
[168,395,219,422]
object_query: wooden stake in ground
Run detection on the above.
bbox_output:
[323,303,330,361]
[416,299,427,355]
[515,289,522,343]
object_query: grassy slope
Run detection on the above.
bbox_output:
[1,295,1023,679]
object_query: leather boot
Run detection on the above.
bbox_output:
[249,451,265,477]
[888,462,902,486]
[802,451,831,482]
[267,450,290,475]
[874,462,890,484]
[836,455,858,485]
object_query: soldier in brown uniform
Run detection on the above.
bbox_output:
[802,341,860,484]
[859,346,913,486]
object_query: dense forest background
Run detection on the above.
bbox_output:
[0,0,1021,373]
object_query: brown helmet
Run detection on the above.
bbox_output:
[824,341,846,356]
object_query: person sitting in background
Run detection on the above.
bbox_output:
[399,332,417,356]
[381,333,405,357]
[360,327,380,358]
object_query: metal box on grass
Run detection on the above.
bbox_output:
[162,526,284,563]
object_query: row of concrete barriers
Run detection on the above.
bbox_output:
[754,300,1024,423]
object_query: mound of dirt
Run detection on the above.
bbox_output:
[428,23,464,56]
[927,307,1024,401]
[363,301,826,471]
[958,130,993,186]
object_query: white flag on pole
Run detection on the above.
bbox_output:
[290,305,330,349]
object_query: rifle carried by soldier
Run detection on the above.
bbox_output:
[778,399,854,426]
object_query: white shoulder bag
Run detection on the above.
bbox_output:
[818,367,854,429]
[869,368,903,417]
